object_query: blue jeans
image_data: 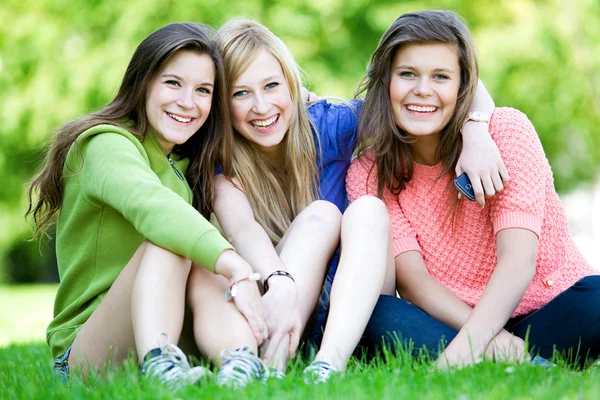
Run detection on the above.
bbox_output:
[53,345,72,381]
[364,275,600,366]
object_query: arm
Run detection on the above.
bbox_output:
[396,247,530,367]
[458,80,509,208]
[213,175,301,359]
[80,132,267,342]
[81,132,232,270]
[395,251,472,330]
[441,109,547,367]
[439,228,537,367]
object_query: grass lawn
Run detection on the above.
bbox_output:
[1,285,599,399]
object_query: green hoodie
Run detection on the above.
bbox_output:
[47,124,232,359]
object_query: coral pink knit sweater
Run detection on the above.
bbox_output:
[346,108,597,316]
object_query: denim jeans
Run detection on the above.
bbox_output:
[364,275,600,366]
[53,345,72,381]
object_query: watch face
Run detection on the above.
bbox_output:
[468,111,490,123]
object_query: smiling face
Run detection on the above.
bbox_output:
[230,48,293,158]
[145,50,215,155]
[389,42,461,142]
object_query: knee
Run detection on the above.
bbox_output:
[576,275,600,304]
[296,200,342,231]
[343,196,390,232]
[144,240,192,275]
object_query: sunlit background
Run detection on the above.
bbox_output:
[0,0,599,345]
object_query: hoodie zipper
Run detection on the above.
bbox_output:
[167,155,185,181]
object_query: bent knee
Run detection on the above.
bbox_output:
[144,240,192,272]
[187,266,228,305]
[297,200,342,228]
[575,275,600,304]
[344,196,390,231]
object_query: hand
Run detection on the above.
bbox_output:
[436,328,491,370]
[484,330,528,364]
[260,332,290,372]
[301,86,321,102]
[231,276,269,346]
[437,335,485,370]
[457,122,509,208]
[215,250,269,345]
[260,276,302,363]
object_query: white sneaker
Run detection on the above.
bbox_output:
[303,360,338,384]
[268,367,286,380]
[141,333,211,389]
[217,346,269,388]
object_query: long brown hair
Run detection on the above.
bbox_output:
[26,22,233,237]
[355,10,478,197]
[218,19,319,244]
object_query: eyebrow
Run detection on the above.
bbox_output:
[394,65,455,73]
[161,73,214,87]
[233,74,283,89]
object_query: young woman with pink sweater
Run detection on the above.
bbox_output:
[346,10,599,368]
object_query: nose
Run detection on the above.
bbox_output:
[413,77,433,97]
[252,93,270,115]
[176,89,194,110]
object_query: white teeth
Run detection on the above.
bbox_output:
[251,115,278,128]
[406,105,437,113]
[168,113,192,123]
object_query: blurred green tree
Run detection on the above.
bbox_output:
[1,0,598,282]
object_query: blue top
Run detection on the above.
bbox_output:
[309,99,362,213]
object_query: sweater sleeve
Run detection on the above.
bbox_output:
[346,154,421,256]
[78,132,233,271]
[488,108,548,237]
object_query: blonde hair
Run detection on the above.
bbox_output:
[218,19,319,244]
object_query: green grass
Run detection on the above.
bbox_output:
[1,285,599,399]
[0,284,57,346]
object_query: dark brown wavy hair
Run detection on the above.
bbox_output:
[26,22,233,237]
[355,10,478,197]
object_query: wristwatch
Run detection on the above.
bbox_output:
[465,111,490,124]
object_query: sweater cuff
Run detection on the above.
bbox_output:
[190,231,235,272]
[393,237,421,258]
[493,211,542,238]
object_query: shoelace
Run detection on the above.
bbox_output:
[303,360,337,384]
[143,333,210,388]
[217,346,268,387]
[268,367,286,380]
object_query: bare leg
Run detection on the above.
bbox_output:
[265,200,342,369]
[69,241,193,374]
[276,200,342,329]
[186,264,258,365]
[131,243,192,359]
[315,196,392,370]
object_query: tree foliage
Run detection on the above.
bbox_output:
[1,0,599,282]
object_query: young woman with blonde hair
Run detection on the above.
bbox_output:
[186,18,507,385]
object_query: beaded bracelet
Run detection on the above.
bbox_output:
[263,270,295,293]
[226,272,261,301]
